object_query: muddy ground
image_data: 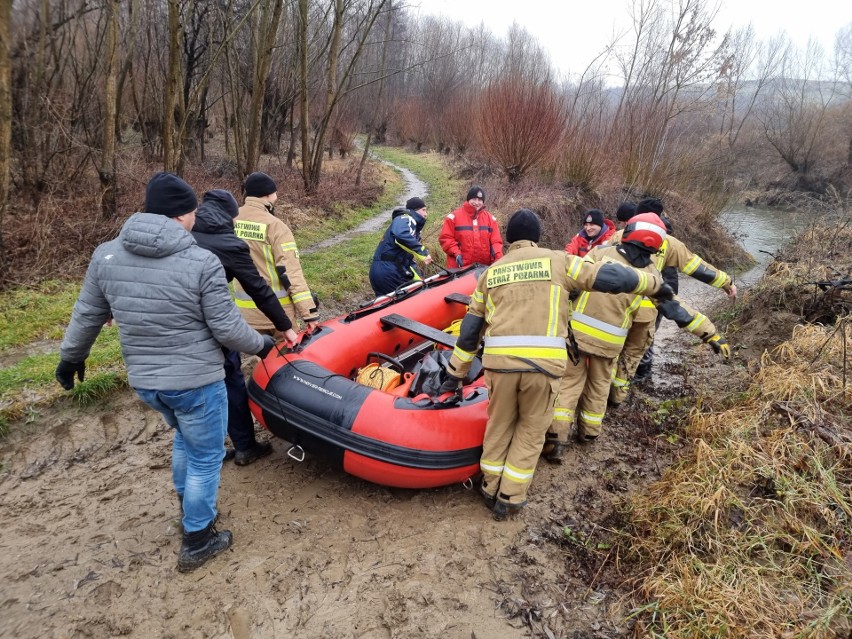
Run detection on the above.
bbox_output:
[0,277,738,639]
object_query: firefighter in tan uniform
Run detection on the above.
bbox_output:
[544,213,731,462]
[607,207,736,406]
[435,209,670,520]
[232,172,319,334]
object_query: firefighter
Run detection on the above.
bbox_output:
[435,209,672,520]
[439,185,503,268]
[232,172,319,335]
[608,201,737,406]
[544,213,731,462]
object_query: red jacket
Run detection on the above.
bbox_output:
[439,202,504,268]
[564,218,616,257]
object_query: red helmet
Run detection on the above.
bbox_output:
[622,212,667,252]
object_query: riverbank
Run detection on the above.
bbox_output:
[1,149,846,638]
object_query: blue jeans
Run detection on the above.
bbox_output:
[135,380,227,534]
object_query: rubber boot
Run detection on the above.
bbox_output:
[492,498,526,521]
[177,522,233,573]
[544,441,567,464]
[234,441,273,466]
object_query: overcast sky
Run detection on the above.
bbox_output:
[411,0,850,77]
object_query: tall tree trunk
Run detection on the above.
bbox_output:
[0,0,11,268]
[163,0,181,173]
[246,0,283,174]
[99,0,119,218]
[298,0,310,190]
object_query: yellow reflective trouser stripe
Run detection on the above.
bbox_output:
[291,291,313,304]
[452,345,476,363]
[611,376,629,388]
[480,459,504,475]
[579,410,604,424]
[682,255,702,275]
[711,271,728,287]
[686,313,707,333]
[546,285,560,337]
[503,462,535,483]
[553,407,574,421]
[484,346,567,360]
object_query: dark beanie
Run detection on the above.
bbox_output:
[583,209,605,227]
[244,172,277,198]
[406,197,426,211]
[616,202,637,222]
[466,185,485,202]
[506,208,541,243]
[144,172,197,218]
[637,197,664,215]
[203,189,239,219]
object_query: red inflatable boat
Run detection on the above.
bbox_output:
[247,268,488,489]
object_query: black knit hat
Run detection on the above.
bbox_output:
[406,197,426,211]
[637,197,664,215]
[616,202,637,222]
[584,209,605,228]
[144,172,198,218]
[506,208,541,243]
[466,185,485,202]
[203,189,239,219]
[244,172,277,198]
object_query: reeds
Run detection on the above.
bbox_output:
[627,320,852,638]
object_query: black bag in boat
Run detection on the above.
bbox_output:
[409,350,482,397]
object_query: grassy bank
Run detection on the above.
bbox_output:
[626,222,852,638]
[0,148,462,433]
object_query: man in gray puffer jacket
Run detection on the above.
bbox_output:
[56,172,276,573]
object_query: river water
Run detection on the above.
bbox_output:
[651,205,810,381]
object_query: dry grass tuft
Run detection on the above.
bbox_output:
[627,317,852,638]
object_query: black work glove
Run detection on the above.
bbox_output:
[455,255,463,268]
[704,334,731,360]
[651,282,675,303]
[435,374,463,398]
[56,360,86,390]
[257,334,277,359]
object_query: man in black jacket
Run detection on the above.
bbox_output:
[193,189,299,466]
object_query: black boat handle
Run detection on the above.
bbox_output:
[366,352,404,373]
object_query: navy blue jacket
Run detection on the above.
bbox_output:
[369,208,429,296]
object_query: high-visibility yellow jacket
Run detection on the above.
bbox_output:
[232,197,317,331]
[446,240,663,379]
[571,245,719,358]
[609,231,733,325]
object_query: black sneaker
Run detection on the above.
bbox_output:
[234,441,273,466]
[177,524,233,572]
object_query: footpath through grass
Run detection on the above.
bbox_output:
[0,148,462,435]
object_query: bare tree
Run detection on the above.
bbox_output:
[99,0,119,218]
[475,74,566,182]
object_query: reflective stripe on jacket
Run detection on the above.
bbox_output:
[232,198,317,330]
[447,241,662,378]
[438,202,503,268]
